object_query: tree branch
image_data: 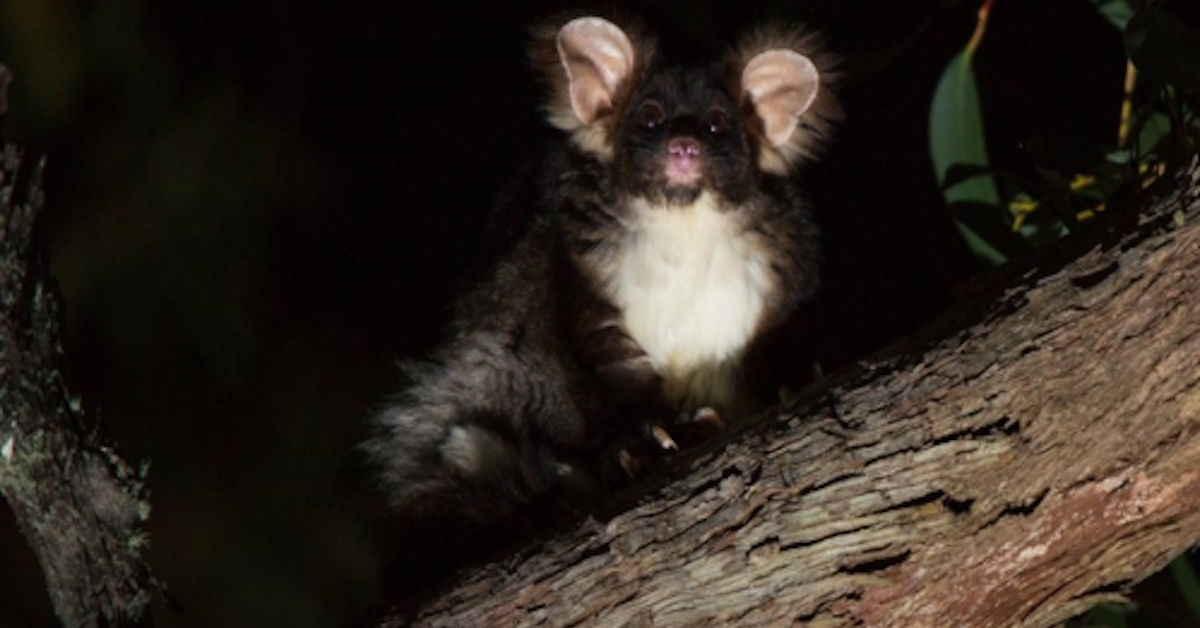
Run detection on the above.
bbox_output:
[0,66,155,628]
[389,157,1200,627]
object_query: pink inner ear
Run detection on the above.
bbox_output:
[742,50,820,148]
[556,17,636,125]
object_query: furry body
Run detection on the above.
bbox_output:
[365,14,839,527]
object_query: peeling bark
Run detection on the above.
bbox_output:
[389,158,1200,628]
[0,66,155,628]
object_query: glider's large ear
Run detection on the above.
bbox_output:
[730,26,841,174]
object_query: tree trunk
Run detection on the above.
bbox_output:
[0,66,155,628]
[388,157,1200,628]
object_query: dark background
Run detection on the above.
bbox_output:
[0,1,1169,626]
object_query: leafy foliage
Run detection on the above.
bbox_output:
[929,0,1199,264]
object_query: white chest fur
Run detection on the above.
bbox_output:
[609,194,774,412]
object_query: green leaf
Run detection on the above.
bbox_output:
[1126,9,1200,92]
[1108,110,1173,164]
[943,163,1045,198]
[930,51,997,202]
[1171,556,1200,624]
[952,220,1008,266]
[940,163,994,191]
[1016,217,1070,247]
[951,200,1031,261]
[1088,0,1134,31]
[1136,109,1174,152]
[930,49,1006,264]
[1069,601,1135,627]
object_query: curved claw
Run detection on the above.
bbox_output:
[688,406,725,431]
[649,424,678,451]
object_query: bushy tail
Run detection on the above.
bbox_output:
[363,353,584,525]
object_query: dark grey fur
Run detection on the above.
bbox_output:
[364,14,837,530]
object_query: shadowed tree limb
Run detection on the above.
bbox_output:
[0,65,155,628]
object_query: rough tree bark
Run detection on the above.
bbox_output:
[0,67,155,628]
[386,158,1200,628]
